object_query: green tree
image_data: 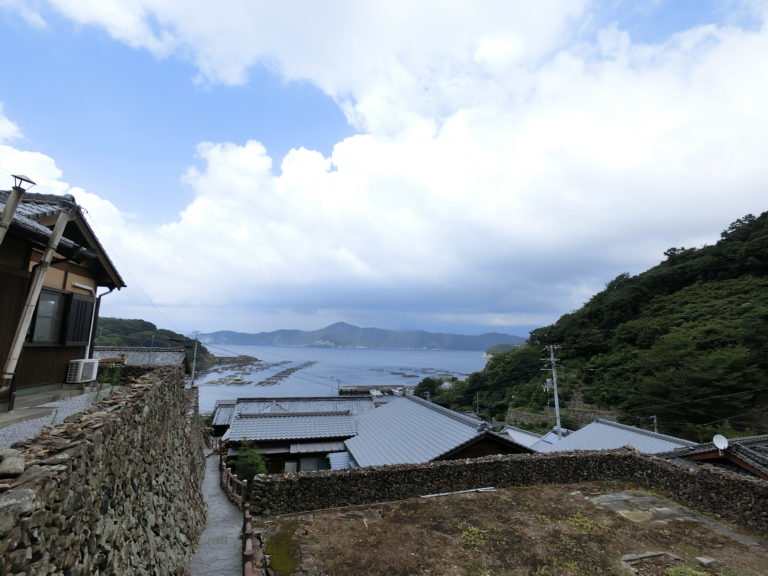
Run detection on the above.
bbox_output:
[95,317,214,367]
[414,376,443,400]
[234,441,267,483]
[458,210,768,439]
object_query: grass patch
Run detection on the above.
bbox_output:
[264,520,299,576]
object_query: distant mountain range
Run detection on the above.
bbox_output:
[198,322,525,351]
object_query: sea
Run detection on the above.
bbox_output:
[193,345,488,413]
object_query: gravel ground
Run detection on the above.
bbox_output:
[0,391,102,449]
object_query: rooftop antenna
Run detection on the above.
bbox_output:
[712,434,729,456]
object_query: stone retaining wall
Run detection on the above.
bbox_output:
[248,450,768,535]
[505,408,551,425]
[0,366,206,575]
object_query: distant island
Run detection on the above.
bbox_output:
[198,322,525,351]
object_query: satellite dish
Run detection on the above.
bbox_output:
[713,434,729,451]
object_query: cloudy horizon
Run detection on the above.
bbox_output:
[1,1,766,338]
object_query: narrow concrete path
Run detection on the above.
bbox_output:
[190,453,243,576]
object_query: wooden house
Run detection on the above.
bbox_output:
[0,189,125,411]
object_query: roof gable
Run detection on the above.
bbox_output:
[659,434,768,479]
[345,394,528,467]
[0,191,125,289]
[533,419,695,454]
[502,425,546,449]
[214,396,375,427]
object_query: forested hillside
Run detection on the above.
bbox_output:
[423,213,768,441]
[200,322,524,350]
[95,317,214,367]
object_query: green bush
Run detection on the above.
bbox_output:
[234,441,267,482]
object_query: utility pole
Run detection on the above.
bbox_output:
[147,332,156,367]
[542,345,563,440]
[650,415,658,434]
[190,331,199,386]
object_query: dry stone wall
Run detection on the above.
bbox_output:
[248,450,768,535]
[0,366,206,575]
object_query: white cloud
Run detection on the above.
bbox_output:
[48,0,176,55]
[0,104,21,143]
[30,1,588,131]
[0,146,70,197]
[3,2,768,335]
[0,0,46,28]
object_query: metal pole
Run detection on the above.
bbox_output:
[147,333,155,367]
[191,331,199,386]
[548,345,563,439]
[1,209,71,410]
[0,186,26,248]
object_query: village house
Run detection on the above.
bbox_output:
[508,418,697,455]
[215,396,377,473]
[338,393,532,467]
[213,392,532,473]
[659,433,768,480]
[0,183,124,411]
[504,418,768,481]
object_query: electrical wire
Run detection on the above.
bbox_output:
[621,387,768,414]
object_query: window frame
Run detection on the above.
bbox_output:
[29,288,67,345]
[29,288,95,347]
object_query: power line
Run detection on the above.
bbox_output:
[695,406,767,428]
[622,387,768,414]
[82,209,184,334]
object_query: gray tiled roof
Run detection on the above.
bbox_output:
[658,434,768,478]
[1,192,80,253]
[219,396,375,426]
[533,419,695,454]
[329,451,355,469]
[1,191,76,220]
[212,401,237,426]
[502,425,545,449]
[345,394,497,467]
[92,346,187,367]
[1,191,125,288]
[290,440,346,454]
[227,412,358,442]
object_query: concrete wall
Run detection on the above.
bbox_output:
[0,366,206,575]
[247,450,768,536]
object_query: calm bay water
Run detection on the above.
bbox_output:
[194,345,488,412]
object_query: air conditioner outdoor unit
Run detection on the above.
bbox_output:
[67,359,99,383]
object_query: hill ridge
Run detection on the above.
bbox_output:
[199,323,525,351]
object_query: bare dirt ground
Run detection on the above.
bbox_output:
[261,480,768,576]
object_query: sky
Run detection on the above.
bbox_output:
[1,0,767,338]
